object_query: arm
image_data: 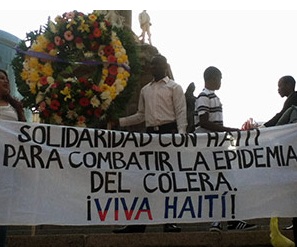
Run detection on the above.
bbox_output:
[119,88,145,127]
[199,113,238,132]
[264,93,297,127]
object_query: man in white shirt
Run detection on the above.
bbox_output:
[119,54,187,134]
[112,54,187,233]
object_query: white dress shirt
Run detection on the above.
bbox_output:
[120,76,187,133]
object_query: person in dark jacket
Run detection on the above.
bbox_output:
[264,75,297,127]
[265,75,297,244]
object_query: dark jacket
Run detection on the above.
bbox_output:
[264,91,297,127]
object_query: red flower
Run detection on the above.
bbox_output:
[91,42,99,51]
[40,76,48,86]
[94,108,102,117]
[87,109,93,115]
[93,28,102,38]
[79,97,90,107]
[78,77,88,83]
[75,37,83,44]
[93,21,99,28]
[50,82,58,88]
[92,85,100,92]
[68,102,75,110]
[104,45,114,56]
[107,55,117,63]
[41,109,50,118]
[47,42,55,51]
[50,100,61,111]
[108,65,118,76]
[54,36,64,46]
[64,30,74,41]
[105,76,115,86]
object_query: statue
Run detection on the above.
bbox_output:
[185,82,196,133]
[105,10,125,28]
[138,10,152,45]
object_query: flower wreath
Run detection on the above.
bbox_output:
[12,10,139,128]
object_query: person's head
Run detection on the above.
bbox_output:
[278,75,296,97]
[150,54,168,81]
[203,66,222,90]
[0,69,10,99]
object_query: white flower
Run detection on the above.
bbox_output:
[90,96,100,107]
[35,92,44,104]
[66,110,78,119]
[53,114,63,124]
[49,20,57,33]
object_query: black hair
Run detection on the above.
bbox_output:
[280,75,296,89]
[151,54,167,64]
[203,66,222,82]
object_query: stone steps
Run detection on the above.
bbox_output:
[6,218,295,247]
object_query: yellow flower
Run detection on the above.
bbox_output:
[102,68,108,77]
[77,20,90,33]
[41,63,54,76]
[29,83,37,94]
[60,86,71,101]
[29,70,40,82]
[36,35,48,46]
[85,89,93,98]
[88,14,97,22]
[117,57,124,64]
[121,80,127,88]
[49,49,58,56]
[28,57,39,68]
[66,110,78,119]
[117,73,124,80]
[31,35,49,52]
[31,43,43,52]
[123,70,130,78]
[100,84,109,91]
[20,70,29,80]
[66,19,77,29]
[110,87,117,99]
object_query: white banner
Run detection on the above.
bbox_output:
[0,120,297,226]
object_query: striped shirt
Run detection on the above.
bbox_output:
[194,88,223,128]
